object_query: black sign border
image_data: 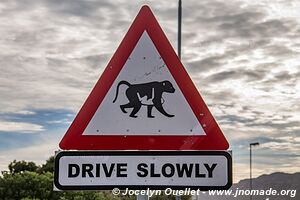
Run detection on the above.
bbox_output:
[54,151,232,191]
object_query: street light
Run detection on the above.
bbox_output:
[178,0,182,60]
[250,142,259,200]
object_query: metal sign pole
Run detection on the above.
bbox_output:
[137,194,149,200]
[178,0,182,59]
[177,1,182,200]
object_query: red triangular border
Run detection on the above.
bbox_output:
[59,5,229,150]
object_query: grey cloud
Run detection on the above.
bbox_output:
[273,71,294,81]
[248,120,300,132]
[238,19,290,38]
[204,68,267,83]
[205,71,238,83]
[186,55,225,73]
[208,11,263,24]
[194,2,294,40]
[73,54,110,70]
[180,0,299,82]
[153,4,178,20]
[243,70,266,81]
[42,0,116,17]
[185,39,273,77]
[202,90,239,103]
[261,70,299,88]
[182,1,274,39]
[224,40,270,57]
[217,114,256,125]
[218,112,300,136]
[248,62,278,69]
[263,44,298,60]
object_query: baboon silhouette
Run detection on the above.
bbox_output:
[113,80,175,118]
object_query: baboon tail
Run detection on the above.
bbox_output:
[112,80,131,103]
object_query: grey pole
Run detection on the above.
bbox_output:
[178,0,182,59]
[249,142,259,200]
[176,2,182,200]
[137,194,149,200]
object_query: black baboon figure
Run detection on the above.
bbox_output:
[113,80,175,118]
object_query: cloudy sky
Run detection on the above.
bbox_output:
[0,0,299,183]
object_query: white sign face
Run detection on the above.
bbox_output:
[83,31,206,136]
[54,151,232,190]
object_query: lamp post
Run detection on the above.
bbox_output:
[250,142,259,200]
[178,0,182,60]
[176,1,182,200]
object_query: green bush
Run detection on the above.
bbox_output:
[0,157,191,200]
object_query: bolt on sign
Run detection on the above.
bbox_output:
[55,5,232,190]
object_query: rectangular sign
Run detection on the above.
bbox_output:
[54,151,232,190]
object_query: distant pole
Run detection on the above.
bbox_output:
[250,142,259,200]
[176,2,182,200]
[250,145,252,200]
[178,0,182,60]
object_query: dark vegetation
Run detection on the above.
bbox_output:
[0,156,191,200]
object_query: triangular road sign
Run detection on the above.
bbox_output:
[59,5,229,150]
